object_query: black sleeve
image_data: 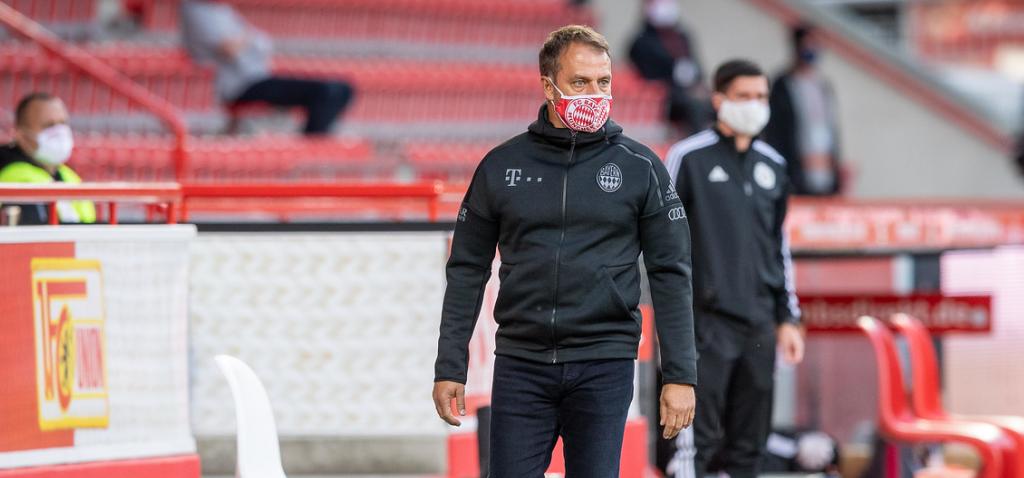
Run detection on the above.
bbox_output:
[639,156,697,385]
[765,77,800,189]
[826,80,844,195]
[773,179,801,326]
[434,164,499,383]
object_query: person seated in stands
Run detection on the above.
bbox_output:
[0,92,95,226]
[629,0,713,138]
[180,0,355,136]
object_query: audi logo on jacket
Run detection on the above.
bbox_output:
[434,105,698,387]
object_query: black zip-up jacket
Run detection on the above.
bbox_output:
[434,105,697,385]
[665,128,801,327]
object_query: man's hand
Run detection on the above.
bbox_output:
[660,383,695,439]
[432,381,466,426]
[778,322,805,365]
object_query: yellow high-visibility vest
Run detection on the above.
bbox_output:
[0,161,97,224]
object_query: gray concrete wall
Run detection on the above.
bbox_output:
[594,0,1024,198]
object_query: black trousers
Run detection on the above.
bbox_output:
[233,76,354,135]
[663,310,777,478]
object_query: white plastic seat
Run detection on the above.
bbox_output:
[215,354,288,478]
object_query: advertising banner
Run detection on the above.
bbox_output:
[0,226,196,470]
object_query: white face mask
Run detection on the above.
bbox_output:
[718,99,770,136]
[646,0,680,28]
[32,124,74,167]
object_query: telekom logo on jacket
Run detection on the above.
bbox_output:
[505,169,522,187]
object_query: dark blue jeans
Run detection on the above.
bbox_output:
[488,355,635,478]
[233,76,354,135]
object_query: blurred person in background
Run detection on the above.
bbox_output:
[0,93,95,226]
[433,25,697,477]
[663,60,804,478]
[180,0,354,136]
[1015,131,1024,177]
[629,0,713,138]
[763,24,843,196]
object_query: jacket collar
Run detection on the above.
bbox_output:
[711,125,759,155]
[527,104,622,148]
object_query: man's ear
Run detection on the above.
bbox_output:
[542,76,557,102]
[13,126,34,153]
[710,91,724,112]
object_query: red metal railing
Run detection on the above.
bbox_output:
[0,182,183,225]
[0,3,191,179]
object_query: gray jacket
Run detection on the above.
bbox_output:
[180,0,272,101]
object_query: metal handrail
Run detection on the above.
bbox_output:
[0,182,183,225]
[0,3,192,179]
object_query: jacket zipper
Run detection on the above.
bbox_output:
[551,131,577,364]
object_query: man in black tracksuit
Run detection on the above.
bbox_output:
[663,60,804,478]
[432,26,697,477]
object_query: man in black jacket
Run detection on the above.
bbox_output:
[432,25,697,477]
[663,60,804,478]
[762,25,843,196]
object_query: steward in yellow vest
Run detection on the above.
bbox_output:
[0,93,95,225]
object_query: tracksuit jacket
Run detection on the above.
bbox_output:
[434,105,698,385]
[665,128,801,327]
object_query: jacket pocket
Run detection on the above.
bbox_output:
[493,262,517,326]
[602,262,641,326]
[497,261,515,284]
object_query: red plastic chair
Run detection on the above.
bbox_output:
[857,316,1013,478]
[891,313,1024,476]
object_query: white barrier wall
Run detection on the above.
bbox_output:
[188,232,449,438]
[0,226,196,471]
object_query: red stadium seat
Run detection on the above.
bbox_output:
[0,1,664,183]
[400,140,677,183]
[5,0,96,25]
[0,44,666,128]
[857,316,1013,478]
[891,314,1024,475]
[127,0,593,49]
[69,133,376,182]
[399,141,494,181]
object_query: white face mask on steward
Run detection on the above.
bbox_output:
[32,124,74,167]
[718,99,770,136]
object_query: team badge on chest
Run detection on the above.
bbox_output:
[597,163,622,193]
[753,162,776,190]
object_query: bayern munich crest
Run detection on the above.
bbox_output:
[564,97,611,132]
[597,163,623,192]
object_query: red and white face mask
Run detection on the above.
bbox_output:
[546,78,612,133]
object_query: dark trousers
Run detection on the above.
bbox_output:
[233,76,354,135]
[675,311,776,478]
[488,355,634,478]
